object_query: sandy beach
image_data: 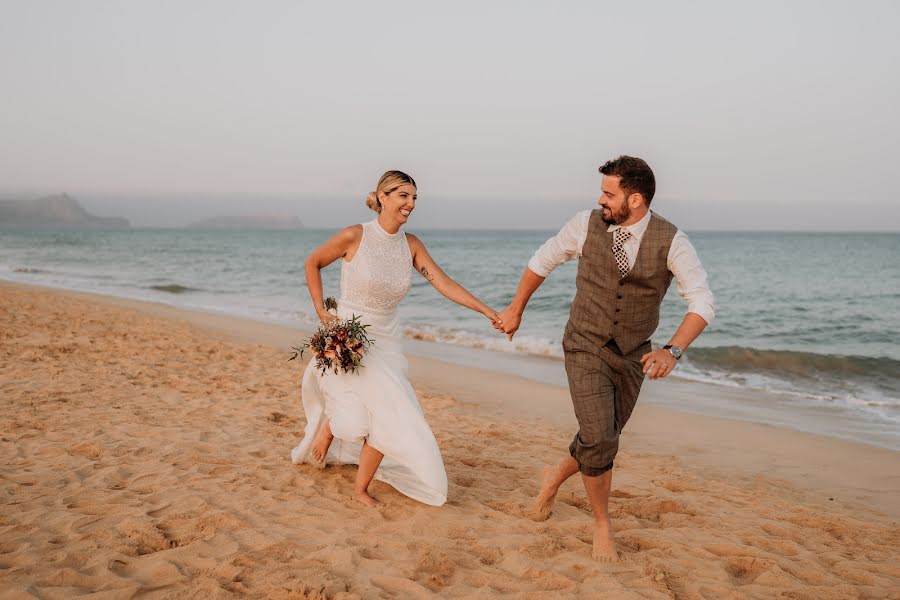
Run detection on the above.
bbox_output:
[1,281,898,599]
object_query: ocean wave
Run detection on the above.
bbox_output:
[679,346,900,423]
[148,284,205,294]
[397,329,900,396]
[402,324,564,358]
[397,328,900,422]
[686,346,900,387]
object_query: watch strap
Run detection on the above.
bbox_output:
[663,344,682,360]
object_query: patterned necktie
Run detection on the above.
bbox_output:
[613,227,632,278]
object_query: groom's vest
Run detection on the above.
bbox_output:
[564,210,678,356]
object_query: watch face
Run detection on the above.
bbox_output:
[667,345,682,359]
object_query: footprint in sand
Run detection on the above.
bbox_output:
[652,479,695,493]
[723,555,777,585]
[741,534,801,557]
[483,499,527,517]
[68,442,103,459]
[101,468,134,490]
[109,556,185,587]
[63,494,134,512]
[618,532,674,553]
[760,523,808,545]
[412,545,456,591]
[267,411,289,424]
[453,474,476,488]
[610,489,643,499]
[113,519,172,556]
[558,490,592,513]
[371,575,434,599]
[623,498,693,522]
[0,542,21,555]
[471,545,502,565]
[130,472,165,485]
[519,568,576,592]
[447,527,476,542]
[520,537,566,559]
[702,542,754,558]
[357,545,389,561]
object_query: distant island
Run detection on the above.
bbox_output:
[0,194,130,228]
[187,215,305,230]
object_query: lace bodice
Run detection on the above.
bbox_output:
[339,219,413,315]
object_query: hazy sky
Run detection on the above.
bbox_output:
[1,1,898,229]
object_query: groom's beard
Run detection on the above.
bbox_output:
[601,203,631,225]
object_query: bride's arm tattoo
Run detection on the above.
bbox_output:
[419,265,435,283]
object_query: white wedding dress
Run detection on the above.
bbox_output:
[291,219,448,506]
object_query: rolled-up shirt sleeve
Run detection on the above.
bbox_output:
[668,231,715,325]
[527,210,591,277]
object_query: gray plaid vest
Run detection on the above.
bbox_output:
[564,210,678,355]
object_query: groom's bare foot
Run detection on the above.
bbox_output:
[591,519,618,563]
[310,419,334,464]
[353,491,381,507]
[528,466,561,521]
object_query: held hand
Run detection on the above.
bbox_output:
[483,308,501,328]
[495,306,522,341]
[640,348,677,380]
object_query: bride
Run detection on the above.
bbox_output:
[291,170,499,507]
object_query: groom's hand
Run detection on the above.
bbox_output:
[640,348,677,380]
[495,306,522,341]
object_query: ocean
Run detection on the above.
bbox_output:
[2,226,898,449]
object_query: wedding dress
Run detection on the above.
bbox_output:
[290,219,448,506]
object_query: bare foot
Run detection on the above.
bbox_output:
[591,519,618,563]
[310,419,334,464]
[354,491,381,507]
[528,466,561,521]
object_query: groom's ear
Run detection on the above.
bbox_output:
[628,192,645,207]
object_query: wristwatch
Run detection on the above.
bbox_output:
[663,344,683,360]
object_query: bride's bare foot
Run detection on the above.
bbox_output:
[310,419,334,464]
[591,518,618,563]
[353,491,381,507]
[528,466,561,521]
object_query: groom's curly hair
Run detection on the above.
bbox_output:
[599,156,656,206]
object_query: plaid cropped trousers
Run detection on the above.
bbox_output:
[564,339,650,476]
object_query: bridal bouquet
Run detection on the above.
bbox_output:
[289,298,374,375]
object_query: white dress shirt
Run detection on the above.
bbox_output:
[527,210,716,325]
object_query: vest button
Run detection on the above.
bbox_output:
[615,308,620,312]
[613,321,619,325]
[618,281,624,286]
[617,295,623,300]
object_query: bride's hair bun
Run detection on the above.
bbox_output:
[366,191,381,213]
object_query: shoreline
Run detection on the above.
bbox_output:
[3,277,898,453]
[3,279,898,520]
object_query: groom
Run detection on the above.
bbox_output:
[495,156,715,562]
